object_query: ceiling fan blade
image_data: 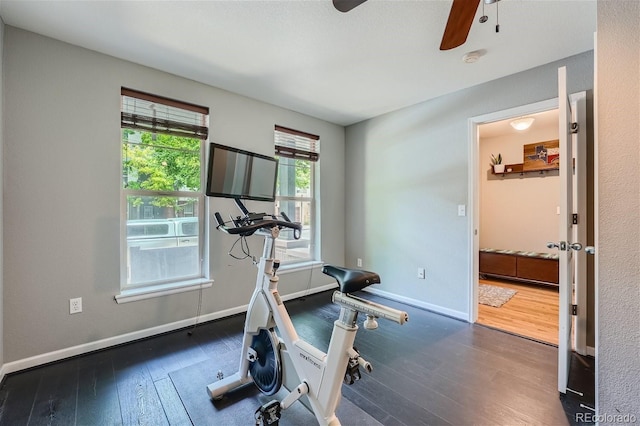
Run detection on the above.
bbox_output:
[333,0,367,13]
[440,0,481,50]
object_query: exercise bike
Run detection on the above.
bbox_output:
[207,200,409,425]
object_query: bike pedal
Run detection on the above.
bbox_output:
[255,399,281,425]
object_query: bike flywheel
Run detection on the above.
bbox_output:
[248,328,282,395]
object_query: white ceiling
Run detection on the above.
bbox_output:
[0,0,596,126]
[480,108,559,138]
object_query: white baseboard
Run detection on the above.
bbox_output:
[587,346,595,357]
[281,282,338,302]
[1,282,338,377]
[363,287,468,321]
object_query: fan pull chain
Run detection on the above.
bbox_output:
[479,1,488,23]
[495,1,500,33]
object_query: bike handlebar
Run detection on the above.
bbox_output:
[214,211,303,238]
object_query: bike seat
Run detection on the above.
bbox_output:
[322,265,380,294]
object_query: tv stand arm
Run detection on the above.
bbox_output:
[234,198,250,216]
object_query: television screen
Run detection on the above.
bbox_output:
[205,143,278,202]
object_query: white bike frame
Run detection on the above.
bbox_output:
[207,227,407,425]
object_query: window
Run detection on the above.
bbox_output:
[274,125,319,264]
[120,88,209,291]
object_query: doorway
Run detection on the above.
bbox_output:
[468,90,592,352]
[476,109,560,345]
[467,78,593,408]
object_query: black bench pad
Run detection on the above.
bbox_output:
[322,265,380,294]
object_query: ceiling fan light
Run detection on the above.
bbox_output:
[510,117,535,131]
[462,49,486,64]
[462,52,480,63]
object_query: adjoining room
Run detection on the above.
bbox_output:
[478,109,561,345]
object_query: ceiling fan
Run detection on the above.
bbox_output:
[333,0,492,51]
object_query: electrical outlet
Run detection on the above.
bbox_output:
[357,258,363,268]
[70,297,82,314]
[418,268,426,279]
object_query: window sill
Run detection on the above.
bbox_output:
[115,278,213,304]
[277,260,325,275]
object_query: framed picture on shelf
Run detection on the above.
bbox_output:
[523,139,560,171]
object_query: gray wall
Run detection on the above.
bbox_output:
[345,51,594,317]
[2,27,345,363]
[597,0,640,418]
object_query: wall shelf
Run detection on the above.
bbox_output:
[491,163,559,177]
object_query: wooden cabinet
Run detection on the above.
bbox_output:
[479,251,516,277]
[479,249,559,287]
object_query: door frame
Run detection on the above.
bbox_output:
[467,98,558,323]
[570,91,588,356]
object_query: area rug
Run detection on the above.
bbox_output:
[479,284,517,307]
[169,357,383,426]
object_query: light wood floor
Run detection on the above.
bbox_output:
[477,278,559,345]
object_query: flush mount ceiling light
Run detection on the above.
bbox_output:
[510,117,535,131]
[462,49,486,64]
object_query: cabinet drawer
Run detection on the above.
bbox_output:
[517,257,559,284]
[479,252,517,277]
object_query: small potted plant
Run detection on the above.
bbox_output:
[491,153,505,173]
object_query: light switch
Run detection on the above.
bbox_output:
[458,205,466,217]
[418,268,426,279]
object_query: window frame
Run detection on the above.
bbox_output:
[274,126,320,266]
[118,89,211,298]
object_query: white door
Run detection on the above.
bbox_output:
[570,91,588,356]
[547,70,588,394]
[555,66,578,394]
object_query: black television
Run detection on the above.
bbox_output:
[205,143,278,202]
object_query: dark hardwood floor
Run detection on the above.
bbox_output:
[0,290,593,425]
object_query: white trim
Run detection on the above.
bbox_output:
[1,283,337,376]
[0,364,7,384]
[587,345,596,357]
[592,30,599,413]
[280,282,337,300]
[467,98,559,323]
[364,287,468,321]
[278,260,325,275]
[467,117,479,323]
[115,278,213,303]
[570,91,588,356]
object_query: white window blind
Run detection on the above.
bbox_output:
[274,125,319,161]
[121,88,209,140]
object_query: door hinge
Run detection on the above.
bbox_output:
[572,213,579,225]
[571,122,579,134]
[571,304,578,315]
